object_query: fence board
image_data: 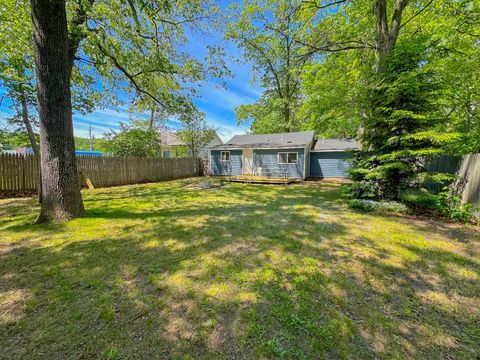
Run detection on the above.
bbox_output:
[427,153,480,217]
[0,154,200,193]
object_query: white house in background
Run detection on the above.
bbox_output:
[159,132,222,159]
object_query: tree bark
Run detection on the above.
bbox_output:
[375,0,409,72]
[31,0,85,223]
[149,107,155,128]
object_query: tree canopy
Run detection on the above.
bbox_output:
[227,0,479,155]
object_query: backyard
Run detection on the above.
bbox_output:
[1,178,479,359]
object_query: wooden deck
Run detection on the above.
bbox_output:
[216,176,297,184]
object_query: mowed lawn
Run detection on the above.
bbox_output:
[1,179,479,359]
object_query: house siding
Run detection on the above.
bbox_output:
[309,151,353,178]
[305,146,311,179]
[253,148,305,178]
[210,150,242,176]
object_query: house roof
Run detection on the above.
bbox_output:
[159,132,223,147]
[312,138,361,151]
[159,133,184,146]
[210,131,315,149]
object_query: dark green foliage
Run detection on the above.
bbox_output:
[400,190,441,213]
[348,199,407,214]
[400,188,475,222]
[438,189,475,223]
[350,38,460,200]
[347,178,381,199]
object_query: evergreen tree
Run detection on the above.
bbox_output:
[350,38,459,200]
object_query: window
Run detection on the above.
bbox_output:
[221,151,230,161]
[278,152,298,164]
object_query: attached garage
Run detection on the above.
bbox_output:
[309,139,360,178]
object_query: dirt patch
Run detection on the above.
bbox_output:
[0,289,31,325]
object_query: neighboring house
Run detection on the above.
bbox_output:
[159,133,184,158]
[208,131,360,179]
[159,132,222,159]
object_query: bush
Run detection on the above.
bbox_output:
[400,190,441,213]
[349,199,408,214]
[438,189,474,222]
[348,180,381,199]
[400,188,475,222]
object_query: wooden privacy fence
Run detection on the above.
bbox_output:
[0,154,200,191]
[0,153,40,191]
[427,153,480,216]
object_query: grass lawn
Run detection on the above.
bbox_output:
[1,178,479,359]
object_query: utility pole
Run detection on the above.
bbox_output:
[89,124,93,151]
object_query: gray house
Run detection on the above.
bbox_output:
[208,131,360,179]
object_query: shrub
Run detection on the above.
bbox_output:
[438,189,474,222]
[349,199,408,214]
[400,190,441,213]
[400,188,475,222]
[348,180,381,199]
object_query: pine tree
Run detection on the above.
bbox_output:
[350,38,459,200]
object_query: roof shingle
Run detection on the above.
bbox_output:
[209,131,314,149]
[312,138,361,151]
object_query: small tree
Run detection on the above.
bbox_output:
[177,112,216,158]
[350,38,459,200]
[105,121,161,158]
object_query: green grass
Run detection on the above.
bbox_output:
[1,178,479,359]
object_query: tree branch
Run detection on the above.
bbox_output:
[389,0,409,40]
[399,0,433,30]
[95,42,167,109]
[68,0,95,69]
[301,0,349,11]
[234,34,284,99]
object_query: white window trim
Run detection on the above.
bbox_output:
[221,151,230,162]
[278,152,298,164]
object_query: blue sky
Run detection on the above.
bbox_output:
[70,39,261,142]
[0,3,261,143]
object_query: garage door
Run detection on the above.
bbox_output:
[309,151,352,178]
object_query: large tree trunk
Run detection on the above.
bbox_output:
[31,0,85,223]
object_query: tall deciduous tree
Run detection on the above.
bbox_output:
[0,0,39,154]
[23,0,225,222]
[0,0,102,156]
[226,0,319,133]
[300,0,479,149]
[31,0,85,222]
